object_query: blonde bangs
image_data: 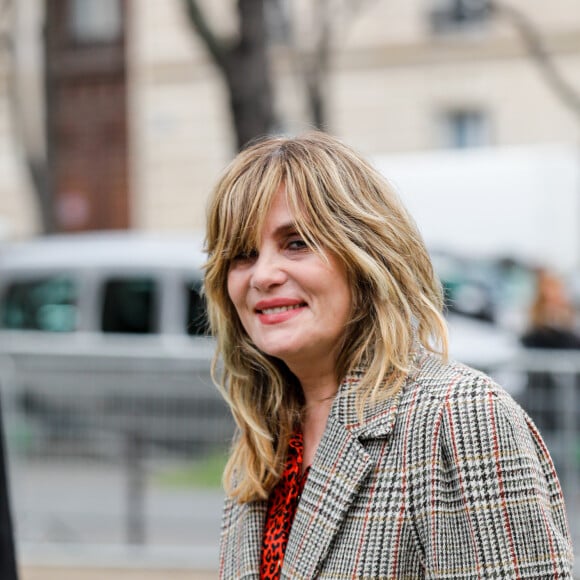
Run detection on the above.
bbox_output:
[207,156,285,264]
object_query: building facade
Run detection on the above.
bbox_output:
[1,0,579,238]
[131,0,580,231]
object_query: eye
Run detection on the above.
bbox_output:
[286,237,308,251]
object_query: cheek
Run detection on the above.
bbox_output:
[226,270,250,322]
[226,270,239,303]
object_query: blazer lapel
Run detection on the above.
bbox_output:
[280,366,408,579]
[281,413,373,579]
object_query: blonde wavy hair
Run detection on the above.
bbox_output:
[204,132,448,502]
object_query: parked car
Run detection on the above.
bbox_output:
[431,250,535,331]
[0,232,233,458]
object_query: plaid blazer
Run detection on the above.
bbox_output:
[219,348,574,579]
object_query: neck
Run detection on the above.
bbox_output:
[294,368,338,408]
[296,373,338,470]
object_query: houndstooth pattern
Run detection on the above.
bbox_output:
[219,348,574,579]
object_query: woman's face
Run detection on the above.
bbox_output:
[227,186,352,377]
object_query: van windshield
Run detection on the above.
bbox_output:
[0,276,77,332]
[101,277,158,334]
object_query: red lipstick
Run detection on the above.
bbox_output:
[254,298,306,325]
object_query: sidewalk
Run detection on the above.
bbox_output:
[21,567,217,580]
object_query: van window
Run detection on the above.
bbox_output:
[0,276,77,332]
[101,277,157,334]
[187,282,210,336]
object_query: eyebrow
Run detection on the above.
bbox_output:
[272,222,299,238]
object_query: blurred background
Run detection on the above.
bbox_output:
[0,0,579,578]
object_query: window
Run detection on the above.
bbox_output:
[430,0,489,32]
[440,109,490,149]
[186,282,210,336]
[68,0,123,43]
[101,277,157,334]
[1,277,77,332]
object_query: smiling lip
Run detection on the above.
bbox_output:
[255,298,306,324]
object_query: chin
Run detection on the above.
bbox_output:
[260,345,303,364]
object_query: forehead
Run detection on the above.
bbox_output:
[260,187,296,234]
[230,183,303,247]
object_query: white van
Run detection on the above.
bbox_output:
[0,232,232,457]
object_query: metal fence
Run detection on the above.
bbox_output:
[0,348,579,571]
[0,347,233,570]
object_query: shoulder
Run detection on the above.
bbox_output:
[403,347,516,412]
[342,349,521,442]
[397,350,564,501]
[398,350,562,502]
[397,349,531,451]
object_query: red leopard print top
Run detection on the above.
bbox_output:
[260,432,310,580]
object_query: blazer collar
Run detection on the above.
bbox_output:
[331,344,424,440]
[280,348,425,578]
[281,412,373,578]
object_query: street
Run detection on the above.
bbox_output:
[12,457,224,574]
[21,567,217,580]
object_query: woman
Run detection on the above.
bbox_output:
[204,132,573,579]
[521,267,580,349]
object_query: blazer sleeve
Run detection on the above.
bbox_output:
[416,378,574,579]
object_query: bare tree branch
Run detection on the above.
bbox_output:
[284,0,332,130]
[183,0,229,73]
[490,0,580,118]
[305,0,331,129]
[285,0,380,130]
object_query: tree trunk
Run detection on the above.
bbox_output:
[184,0,276,150]
[227,0,275,149]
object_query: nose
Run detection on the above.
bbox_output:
[250,249,287,291]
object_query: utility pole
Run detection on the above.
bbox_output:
[0,398,18,580]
